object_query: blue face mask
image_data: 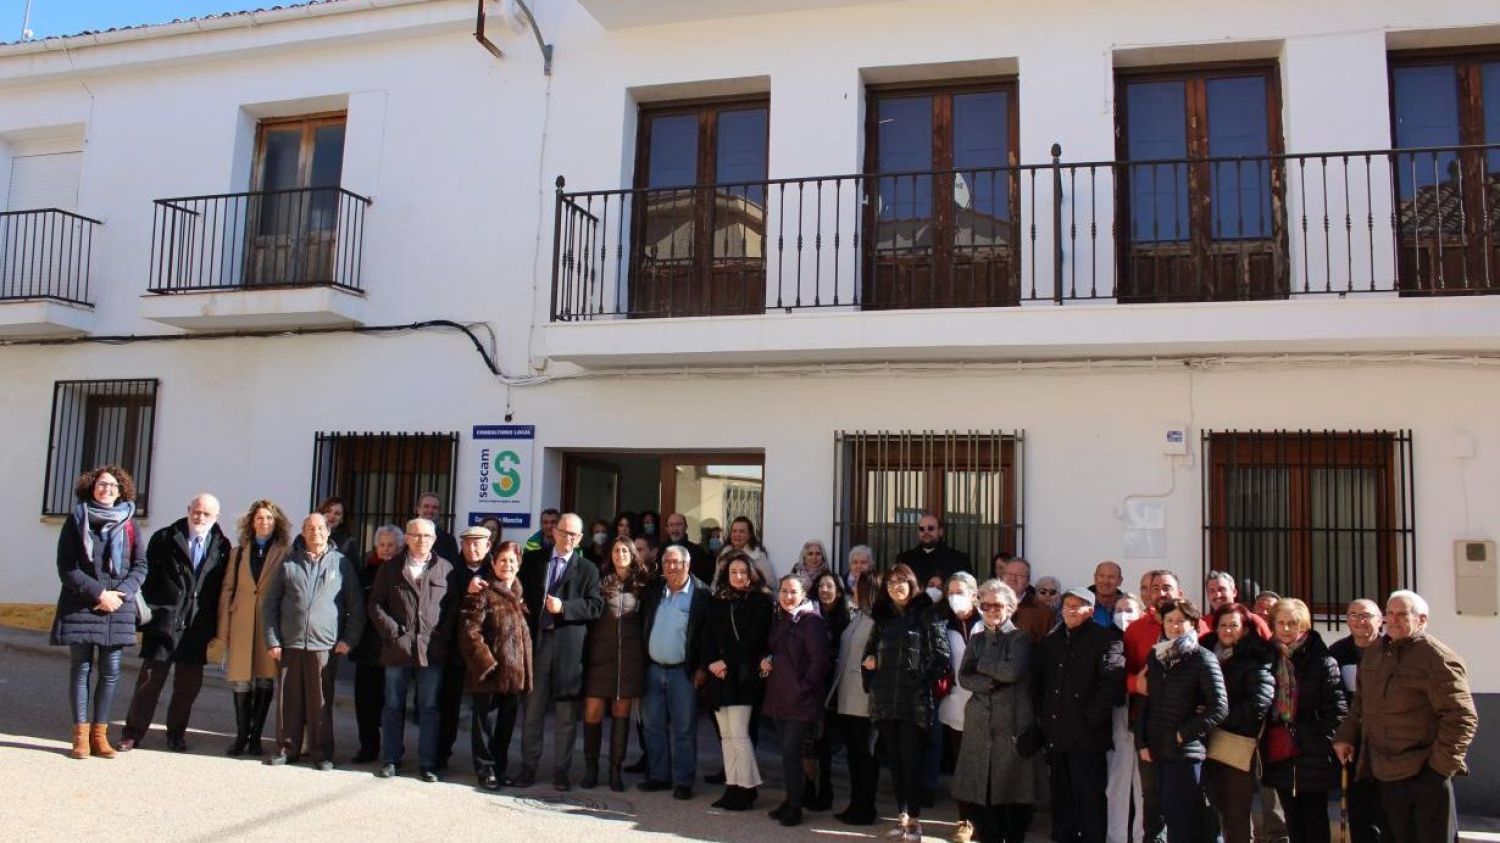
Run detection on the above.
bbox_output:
[708,537,724,553]
[644,523,657,535]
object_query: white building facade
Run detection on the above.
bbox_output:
[1,0,1497,810]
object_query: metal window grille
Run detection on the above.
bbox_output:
[43,379,160,516]
[833,430,1024,574]
[1201,430,1416,624]
[310,431,459,556]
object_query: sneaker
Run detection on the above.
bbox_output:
[263,751,290,767]
[420,769,439,783]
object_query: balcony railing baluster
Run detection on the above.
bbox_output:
[0,208,101,306]
[550,141,1500,320]
[147,186,371,294]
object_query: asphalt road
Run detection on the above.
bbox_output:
[0,633,985,843]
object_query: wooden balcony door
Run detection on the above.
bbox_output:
[631,99,769,317]
[863,82,1020,310]
[1115,65,1288,302]
[1389,52,1500,295]
[247,114,346,287]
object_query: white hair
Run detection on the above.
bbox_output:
[1387,589,1429,617]
[1205,570,1236,588]
[405,517,435,534]
[947,571,978,593]
[374,524,403,544]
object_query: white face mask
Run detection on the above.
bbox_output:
[1114,610,1141,632]
[925,586,943,604]
[591,531,608,547]
[948,593,973,616]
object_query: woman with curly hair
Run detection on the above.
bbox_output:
[701,550,774,810]
[216,498,293,756]
[580,536,651,790]
[51,465,149,759]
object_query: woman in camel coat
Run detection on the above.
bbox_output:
[216,499,292,756]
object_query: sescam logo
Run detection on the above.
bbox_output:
[492,450,522,497]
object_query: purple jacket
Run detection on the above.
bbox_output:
[762,605,832,723]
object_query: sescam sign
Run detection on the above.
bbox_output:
[468,424,534,529]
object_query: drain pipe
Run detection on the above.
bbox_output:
[474,0,504,59]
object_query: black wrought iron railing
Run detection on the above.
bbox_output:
[148,186,371,293]
[551,142,1500,319]
[0,208,100,306]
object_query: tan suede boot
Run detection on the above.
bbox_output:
[89,723,117,759]
[68,724,90,759]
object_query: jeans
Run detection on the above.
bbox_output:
[1158,759,1205,843]
[69,644,124,725]
[923,707,943,790]
[643,662,698,787]
[382,665,443,768]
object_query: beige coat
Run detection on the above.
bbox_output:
[217,541,289,683]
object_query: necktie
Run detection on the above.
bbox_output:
[190,536,203,571]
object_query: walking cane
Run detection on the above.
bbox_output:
[1338,764,1350,843]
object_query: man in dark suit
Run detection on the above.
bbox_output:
[516,512,604,790]
[1034,587,1126,843]
[119,493,232,752]
[417,491,459,564]
[894,513,970,589]
[661,512,712,586]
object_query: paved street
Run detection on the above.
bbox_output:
[0,631,979,843]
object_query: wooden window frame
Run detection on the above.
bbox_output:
[1204,431,1414,619]
[862,78,1022,309]
[1113,61,1290,302]
[250,112,348,193]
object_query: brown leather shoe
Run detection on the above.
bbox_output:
[89,724,117,759]
[68,725,90,759]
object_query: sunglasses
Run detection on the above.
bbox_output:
[979,602,1007,612]
[1036,588,1058,596]
[917,526,939,533]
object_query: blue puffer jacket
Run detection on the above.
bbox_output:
[50,513,148,648]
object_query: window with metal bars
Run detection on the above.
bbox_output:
[310,431,459,557]
[1201,430,1416,621]
[43,379,159,517]
[833,430,1023,573]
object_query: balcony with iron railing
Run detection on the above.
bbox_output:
[141,186,372,331]
[0,208,100,338]
[543,142,1500,367]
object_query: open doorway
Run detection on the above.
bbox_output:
[560,450,764,550]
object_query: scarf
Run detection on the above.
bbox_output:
[1274,635,1307,725]
[1151,632,1200,670]
[75,500,134,576]
[784,599,816,622]
[1214,640,1235,664]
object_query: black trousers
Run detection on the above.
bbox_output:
[122,659,204,742]
[437,660,467,764]
[776,719,811,809]
[876,719,927,818]
[834,714,877,813]
[1346,775,1388,843]
[1048,749,1109,843]
[1276,788,1331,843]
[353,664,384,757]
[959,799,1035,843]
[1379,767,1457,843]
[471,692,521,777]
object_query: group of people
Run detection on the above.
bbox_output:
[51,467,1479,843]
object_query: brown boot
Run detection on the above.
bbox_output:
[89,723,117,759]
[68,724,90,759]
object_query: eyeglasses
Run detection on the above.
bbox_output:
[1347,612,1378,622]
[407,533,436,540]
[94,481,119,489]
[1036,588,1058,596]
[558,530,583,538]
[979,602,1007,612]
[917,526,939,533]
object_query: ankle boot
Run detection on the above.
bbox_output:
[247,686,273,756]
[68,724,90,759]
[734,786,758,811]
[711,785,737,809]
[225,691,252,756]
[581,721,602,788]
[608,715,629,792]
[89,723,116,759]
